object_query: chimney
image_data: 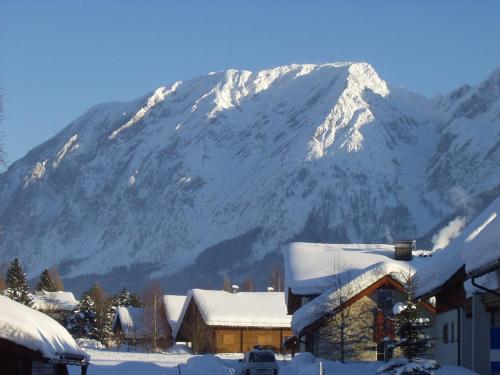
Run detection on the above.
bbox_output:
[394,240,415,261]
[266,287,275,292]
[231,285,240,294]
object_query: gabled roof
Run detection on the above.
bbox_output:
[0,295,88,363]
[174,289,291,338]
[113,306,148,339]
[162,295,186,333]
[416,196,500,298]
[32,291,78,312]
[291,262,415,335]
[284,242,429,302]
[461,197,500,276]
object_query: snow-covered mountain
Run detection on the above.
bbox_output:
[1,62,499,293]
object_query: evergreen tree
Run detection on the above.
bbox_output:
[70,292,99,340]
[87,283,115,345]
[35,268,57,292]
[112,287,143,308]
[393,273,432,360]
[129,291,144,308]
[5,258,33,307]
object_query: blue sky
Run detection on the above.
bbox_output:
[1,0,500,164]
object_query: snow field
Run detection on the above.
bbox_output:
[68,349,478,375]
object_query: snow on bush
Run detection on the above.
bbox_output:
[377,358,440,375]
[181,355,235,375]
[165,344,193,354]
[76,338,105,350]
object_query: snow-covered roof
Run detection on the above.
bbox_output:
[461,197,500,275]
[113,306,148,339]
[0,295,88,362]
[416,197,500,298]
[284,242,428,301]
[291,262,410,334]
[174,290,291,337]
[32,291,78,311]
[162,295,186,333]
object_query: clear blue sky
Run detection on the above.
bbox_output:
[1,0,500,164]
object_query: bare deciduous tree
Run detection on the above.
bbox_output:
[0,275,6,291]
[269,266,284,292]
[321,258,373,362]
[143,281,167,352]
[241,277,254,292]
[49,266,64,291]
[222,275,232,292]
[183,302,213,354]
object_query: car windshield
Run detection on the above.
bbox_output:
[249,352,275,362]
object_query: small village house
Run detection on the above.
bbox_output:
[32,290,78,326]
[162,294,187,344]
[0,295,89,375]
[112,294,186,350]
[112,306,170,350]
[284,241,436,361]
[416,196,500,375]
[174,289,292,353]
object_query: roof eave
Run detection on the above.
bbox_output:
[466,257,500,280]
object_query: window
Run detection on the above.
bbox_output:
[376,342,393,361]
[377,288,394,314]
[450,322,455,342]
[443,323,449,344]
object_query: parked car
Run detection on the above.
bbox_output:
[240,347,279,375]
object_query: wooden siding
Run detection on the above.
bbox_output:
[214,327,292,353]
[177,298,292,353]
[435,267,467,313]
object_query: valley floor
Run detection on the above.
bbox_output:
[68,349,479,375]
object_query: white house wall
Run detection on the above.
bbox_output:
[435,309,459,366]
[472,293,490,375]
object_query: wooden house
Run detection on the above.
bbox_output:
[284,242,436,361]
[32,291,78,327]
[112,295,186,351]
[174,289,292,354]
[112,306,170,350]
[0,295,88,375]
[162,294,187,344]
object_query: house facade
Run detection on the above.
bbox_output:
[32,291,78,327]
[174,289,292,354]
[284,241,436,361]
[415,195,500,375]
[112,306,171,350]
[0,295,88,375]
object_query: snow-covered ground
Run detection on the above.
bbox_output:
[68,349,478,374]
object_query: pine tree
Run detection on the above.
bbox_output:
[70,292,99,340]
[5,258,33,307]
[35,268,57,292]
[87,283,115,345]
[129,292,144,308]
[112,287,143,308]
[394,272,432,360]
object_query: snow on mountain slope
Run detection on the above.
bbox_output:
[0,62,497,292]
[426,67,500,206]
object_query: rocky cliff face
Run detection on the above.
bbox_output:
[1,62,499,293]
